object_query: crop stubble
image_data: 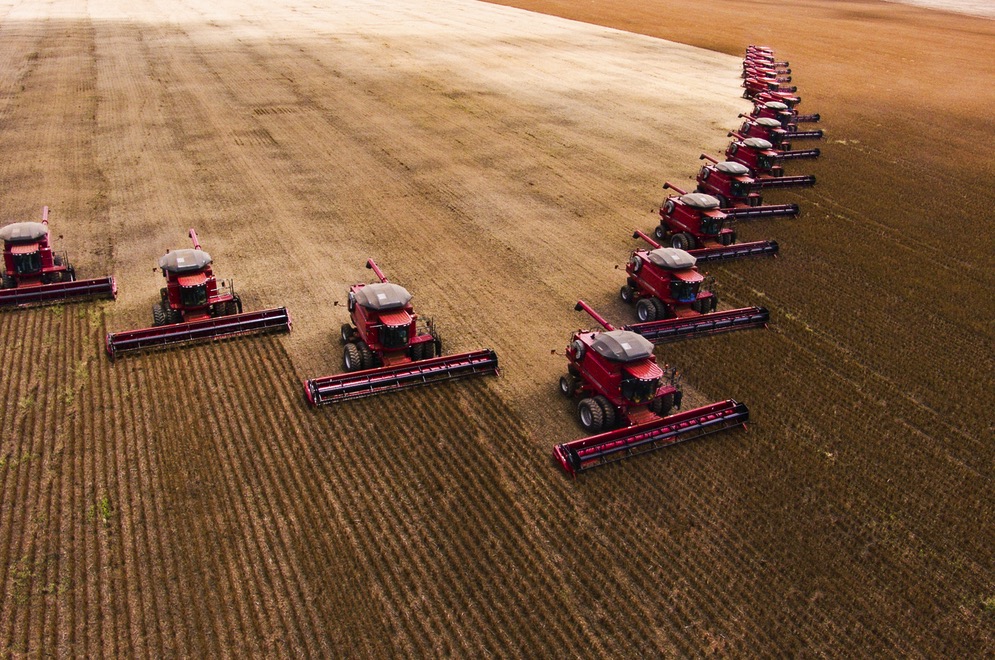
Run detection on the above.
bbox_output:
[0,0,992,656]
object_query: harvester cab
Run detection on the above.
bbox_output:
[0,206,116,308]
[155,230,241,325]
[696,155,800,220]
[560,300,681,434]
[552,301,751,477]
[341,258,440,371]
[105,228,291,358]
[656,182,734,251]
[621,232,716,321]
[302,259,499,406]
[1,206,74,288]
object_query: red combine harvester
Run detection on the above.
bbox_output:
[620,231,770,343]
[105,229,290,358]
[752,98,821,126]
[656,182,779,263]
[0,206,116,308]
[724,136,817,188]
[695,156,800,220]
[552,301,750,476]
[303,259,498,405]
[736,118,822,157]
[742,74,797,100]
[725,131,820,175]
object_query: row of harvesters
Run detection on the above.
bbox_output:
[2,207,496,406]
[553,44,824,476]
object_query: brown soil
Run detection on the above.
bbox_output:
[0,0,992,655]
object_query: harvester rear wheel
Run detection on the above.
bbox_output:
[559,374,575,397]
[343,343,362,372]
[636,298,657,322]
[619,285,634,304]
[654,225,667,241]
[650,393,675,417]
[593,395,616,429]
[357,343,375,370]
[578,398,605,433]
[340,323,354,344]
[152,303,166,327]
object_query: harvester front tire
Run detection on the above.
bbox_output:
[422,340,436,360]
[578,398,604,433]
[652,298,671,320]
[559,374,575,397]
[152,303,166,327]
[357,343,375,370]
[343,343,362,372]
[0,274,12,289]
[593,395,616,429]
[636,298,658,323]
[651,393,675,417]
[670,233,692,251]
[619,285,634,304]
[340,324,354,344]
[715,195,730,209]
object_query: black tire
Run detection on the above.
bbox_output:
[577,398,604,433]
[593,395,616,429]
[559,374,575,398]
[411,342,424,361]
[357,343,375,370]
[165,307,183,324]
[716,194,730,209]
[636,298,657,322]
[152,303,166,327]
[340,323,354,344]
[654,225,667,241]
[422,340,436,360]
[53,255,63,266]
[0,274,12,289]
[232,294,243,314]
[619,285,635,304]
[343,343,362,372]
[670,233,691,251]
[651,392,675,417]
[684,233,697,250]
[652,298,670,320]
[64,266,76,282]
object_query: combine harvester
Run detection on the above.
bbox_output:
[656,182,779,262]
[105,228,290,358]
[752,97,821,127]
[304,259,498,405]
[724,135,817,188]
[619,231,770,343]
[737,116,822,154]
[696,155,800,220]
[0,206,116,308]
[552,301,749,476]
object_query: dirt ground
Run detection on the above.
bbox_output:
[0,0,992,655]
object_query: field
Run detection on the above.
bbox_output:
[1,0,993,655]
